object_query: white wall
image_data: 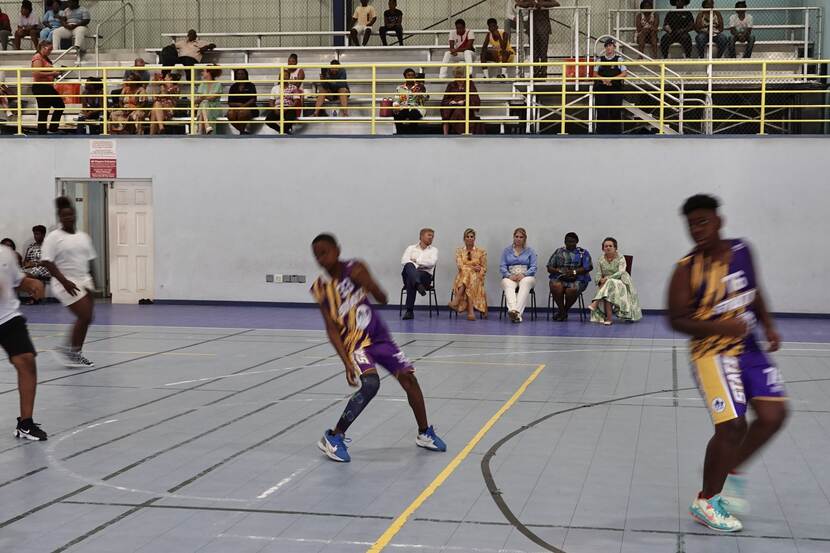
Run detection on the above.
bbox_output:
[0,136,826,313]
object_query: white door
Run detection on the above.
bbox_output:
[108,181,154,304]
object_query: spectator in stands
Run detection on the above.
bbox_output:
[39,0,60,44]
[195,66,222,134]
[31,40,63,134]
[517,0,560,79]
[547,232,593,321]
[0,7,12,50]
[149,71,181,135]
[449,228,488,320]
[379,0,403,46]
[350,0,377,46]
[594,38,627,134]
[13,1,40,50]
[1,239,22,266]
[400,228,438,320]
[694,0,728,58]
[174,29,216,66]
[227,68,259,135]
[727,1,755,58]
[481,17,515,79]
[500,228,537,323]
[589,237,642,325]
[22,225,50,284]
[314,60,349,117]
[393,68,428,134]
[76,76,102,134]
[265,53,305,133]
[661,0,694,58]
[439,19,475,80]
[53,0,90,51]
[130,58,150,84]
[635,0,660,58]
[441,66,482,135]
[120,72,149,134]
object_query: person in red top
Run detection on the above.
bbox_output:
[0,7,12,51]
[31,40,64,134]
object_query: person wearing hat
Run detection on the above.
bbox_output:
[594,38,627,134]
[694,0,728,58]
[727,1,755,58]
[661,0,694,58]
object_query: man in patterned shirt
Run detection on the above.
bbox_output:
[23,225,50,283]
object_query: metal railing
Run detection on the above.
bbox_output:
[95,2,137,67]
[0,59,828,137]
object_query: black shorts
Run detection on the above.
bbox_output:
[0,316,36,361]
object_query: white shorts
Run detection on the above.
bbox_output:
[353,24,372,34]
[53,275,95,307]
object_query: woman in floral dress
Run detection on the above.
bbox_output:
[448,228,488,320]
[589,237,642,324]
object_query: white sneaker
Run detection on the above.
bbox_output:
[689,494,743,532]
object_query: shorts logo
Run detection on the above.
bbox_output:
[355,304,372,330]
[712,397,726,413]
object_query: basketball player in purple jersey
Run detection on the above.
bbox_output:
[668,194,788,532]
[311,234,446,462]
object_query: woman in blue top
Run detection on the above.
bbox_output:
[40,0,61,43]
[500,227,537,323]
[547,232,593,321]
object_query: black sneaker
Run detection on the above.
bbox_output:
[14,417,48,441]
[416,284,427,296]
[402,310,414,320]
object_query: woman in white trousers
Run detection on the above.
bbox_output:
[499,228,538,323]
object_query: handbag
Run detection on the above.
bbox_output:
[379,97,393,117]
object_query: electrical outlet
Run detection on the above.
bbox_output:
[274,274,284,283]
[297,275,306,283]
[265,274,274,283]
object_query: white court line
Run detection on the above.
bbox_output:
[256,463,316,499]
[217,533,537,553]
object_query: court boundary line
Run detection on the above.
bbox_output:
[366,363,547,553]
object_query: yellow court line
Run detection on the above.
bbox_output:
[366,363,546,553]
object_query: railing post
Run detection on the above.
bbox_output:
[278,67,285,135]
[15,69,23,136]
[658,63,666,134]
[102,68,109,135]
[464,65,471,135]
[759,61,767,135]
[189,66,196,135]
[371,64,377,135]
[560,62,567,134]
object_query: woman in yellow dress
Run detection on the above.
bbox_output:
[449,228,488,320]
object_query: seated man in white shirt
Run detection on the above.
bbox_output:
[350,0,378,46]
[401,228,438,320]
[439,19,475,79]
[726,1,755,58]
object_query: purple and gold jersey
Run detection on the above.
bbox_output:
[679,239,761,361]
[311,260,392,354]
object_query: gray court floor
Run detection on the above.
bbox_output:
[1,324,828,552]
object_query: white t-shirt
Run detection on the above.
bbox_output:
[449,29,475,50]
[40,229,96,282]
[353,5,378,27]
[0,246,23,326]
[728,13,753,33]
[506,0,529,22]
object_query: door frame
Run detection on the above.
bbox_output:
[54,178,154,299]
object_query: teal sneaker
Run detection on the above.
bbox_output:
[721,473,750,515]
[689,494,743,532]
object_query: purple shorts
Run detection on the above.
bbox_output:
[692,350,787,425]
[351,340,414,376]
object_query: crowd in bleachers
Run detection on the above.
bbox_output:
[0,0,90,52]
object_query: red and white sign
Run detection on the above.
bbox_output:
[89,139,117,178]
